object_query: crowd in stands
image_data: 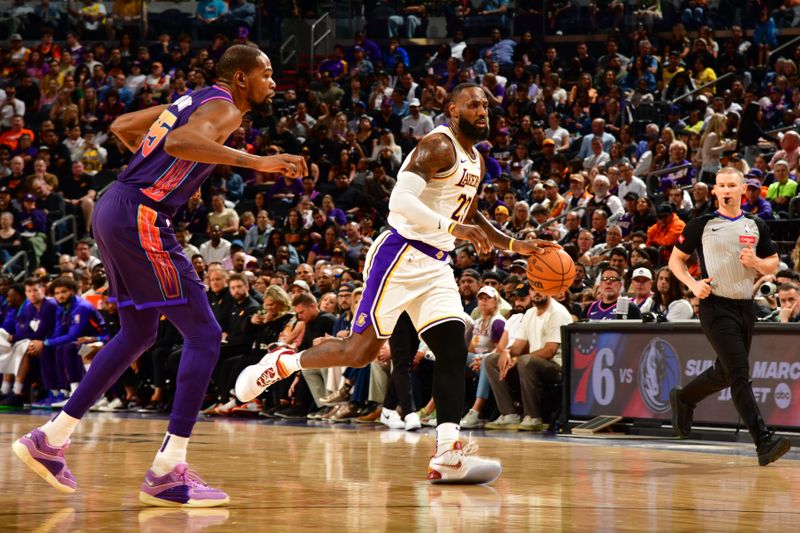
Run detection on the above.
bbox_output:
[1,1,800,431]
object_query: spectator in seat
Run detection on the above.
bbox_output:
[0,86,26,130]
[388,1,426,39]
[214,272,259,386]
[582,266,643,320]
[61,161,96,237]
[193,0,228,39]
[641,267,693,320]
[200,225,232,266]
[577,118,615,160]
[628,265,654,308]
[742,179,774,220]
[0,116,35,152]
[647,203,686,251]
[282,292,336,419]
[460,285,505,429]
[28,276,105,408]
[484,284,573,431]
[778,284,800,323]
[0,277,58,409]
[688,182,715,220]
[207,192,239,238]
[383,37,410,71]
[110,0,147,39]
[243,210,272,259]
[72,239,100,270]
[769,131,800,172]
[766,160,797,216]
[74,0,111,39]
[0,211,22,264]
[479,27,516,67]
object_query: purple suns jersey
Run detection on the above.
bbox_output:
[117,85,235,214]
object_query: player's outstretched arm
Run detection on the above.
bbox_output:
[471,207,560,255]
[110,105,169,152]
[163,100,308,178]
[466,154,559,256]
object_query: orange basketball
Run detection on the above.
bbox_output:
[526,248,576,296]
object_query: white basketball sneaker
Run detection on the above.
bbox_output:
[427,441,502,485]
[235,344,297,403]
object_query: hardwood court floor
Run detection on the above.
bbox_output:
[1,412,799,532]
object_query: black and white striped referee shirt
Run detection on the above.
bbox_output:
[674,212,777,300]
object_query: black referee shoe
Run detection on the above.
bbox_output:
[670,387,693,439]
[757,434,791,466]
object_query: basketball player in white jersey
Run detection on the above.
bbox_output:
[236,83,558,483]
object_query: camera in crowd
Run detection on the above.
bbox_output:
[759,282,778,297]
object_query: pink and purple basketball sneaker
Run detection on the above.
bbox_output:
[12,428,77,494]
[139,463,230,508]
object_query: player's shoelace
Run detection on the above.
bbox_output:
[459,440,479,456]
[179,468,209,488]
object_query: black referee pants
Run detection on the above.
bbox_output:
[680,295,772,446]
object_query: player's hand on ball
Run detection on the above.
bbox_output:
[451,223,491,254]
[691,277,714,299]
[261,154,308,178]
[514,238,561,256]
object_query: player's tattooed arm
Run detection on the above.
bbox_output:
[403,133,455,180]
[110,105,169,152]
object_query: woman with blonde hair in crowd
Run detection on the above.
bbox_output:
[699,113,735,185]
[460,286,505,429]
[330,112,349,144]
[319,292,339,315]
[370,128,402,164]
[508,201,532,237]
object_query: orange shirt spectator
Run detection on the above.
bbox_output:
[0,116,34,151]
[647,204,686,248]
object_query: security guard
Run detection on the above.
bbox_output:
[668,166,790,466]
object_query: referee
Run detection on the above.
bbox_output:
[668,166,790,466]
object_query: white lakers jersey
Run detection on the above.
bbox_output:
[388,124,482,251]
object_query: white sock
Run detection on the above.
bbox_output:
[69,382,80,394]
[0,381,10,395]
[41,412,80,447]
[12,382,23,395]
[435,422,460,456]
[278,350,304,375]
[152,433,189,475]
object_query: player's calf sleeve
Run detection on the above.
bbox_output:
[421,319,468,426]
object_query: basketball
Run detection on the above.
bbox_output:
[526,248,576,296]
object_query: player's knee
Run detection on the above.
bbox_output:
[202,320,223,347]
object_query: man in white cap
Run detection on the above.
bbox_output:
[629,266,653,308]
[401,97,434,145]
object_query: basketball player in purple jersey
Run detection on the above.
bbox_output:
[237,83,558,484]
[12,45,307,507]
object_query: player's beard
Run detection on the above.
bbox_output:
[248,96,272,115]
[457,116,489,142]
